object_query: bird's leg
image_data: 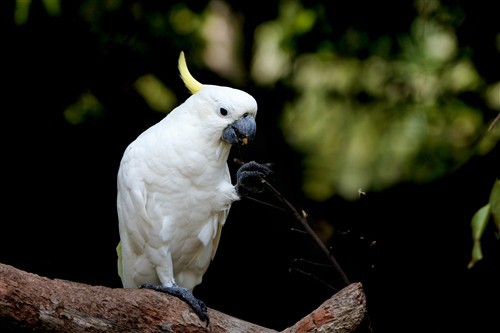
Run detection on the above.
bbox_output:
[140,283,209,325]
[236,161,273,196]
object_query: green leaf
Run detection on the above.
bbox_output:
[489,179,500,235]
[468,203,490,268]
[468,240,483,269]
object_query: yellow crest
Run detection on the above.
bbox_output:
[178,51,203,94]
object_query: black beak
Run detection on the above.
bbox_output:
[221,114,256,146]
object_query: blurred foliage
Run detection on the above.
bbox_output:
[12,0,498,202]
[134,74,177,113]
[64,91,104,125]
[261,0,499,200]
[15,0,60,25]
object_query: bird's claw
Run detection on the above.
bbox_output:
[140,283,209,326]
[236,161,273,196]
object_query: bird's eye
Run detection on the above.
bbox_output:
[219,108,228,116]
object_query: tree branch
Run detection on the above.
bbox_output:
[233,158,350,286]
[0,263,366,332]
[262,180,351,286]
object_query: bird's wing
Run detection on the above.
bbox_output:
[210,164,233,260]
[117,141,168,287]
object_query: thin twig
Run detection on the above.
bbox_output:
[293,258,333,268]
[262,180,350,286]
[289,266,338,292]
[233,158,350,286]
[290,227,308,235]
[488,113,500,132]
[243,195,286,211]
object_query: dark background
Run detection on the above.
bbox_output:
[1,1,499,332]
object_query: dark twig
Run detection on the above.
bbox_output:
[289,265,338,292]
[262,180,351,286]
[488,113,499,132]
[293,258,333,268]
[243,195,287,211]
[234,158,350,287]
[290,227,308,235]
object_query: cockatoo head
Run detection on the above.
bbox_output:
[178,52,257,147]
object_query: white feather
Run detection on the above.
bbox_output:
[117,84,257,292]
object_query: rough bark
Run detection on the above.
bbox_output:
[0,263,366,332]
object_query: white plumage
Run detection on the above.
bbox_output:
[116,55,258,295]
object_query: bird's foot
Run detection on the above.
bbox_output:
[236,161,273,196]
[140,283,209,326]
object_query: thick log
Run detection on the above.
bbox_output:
[282,282,367,333]
[0,263,366,332]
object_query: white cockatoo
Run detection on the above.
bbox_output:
[116,52,272,324]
